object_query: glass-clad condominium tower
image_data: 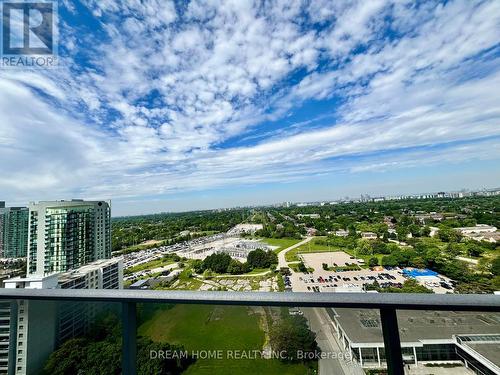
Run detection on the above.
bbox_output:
[27,200,111,275]
[0,205,29,258]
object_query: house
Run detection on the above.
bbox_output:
[361,232,377,240]
[297,214,320,219]
[307,228,318,236]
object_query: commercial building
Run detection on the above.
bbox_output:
[3,258,122,375]
[456,225,499,243]
[0,206,29,258]
[328,308,500,374]
[226,224,263,236]
[27,200,111,275]
[456,224,497,234]
[455,335,500,375]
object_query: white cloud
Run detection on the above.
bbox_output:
[1,0,499,209]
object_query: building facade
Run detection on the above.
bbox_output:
[328,308,500,374]
[0,301,16,375]
[3,258,122,375]
[27,200,111,275]
[0,207,29,259]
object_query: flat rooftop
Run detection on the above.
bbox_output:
[332,308,500,345]
[464,342,500,368]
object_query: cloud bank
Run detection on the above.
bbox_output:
[1,0,499,208]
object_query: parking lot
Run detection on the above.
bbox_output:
[288,251,453,293]
[300,251,364,270]
[290,267,407,292]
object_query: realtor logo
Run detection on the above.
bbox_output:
[1,0,58,67]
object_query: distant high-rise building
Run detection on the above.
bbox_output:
[0,206,29,258]
[27,200,111,276]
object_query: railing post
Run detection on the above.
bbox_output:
[380,308,404,375]
[122,302,137,375]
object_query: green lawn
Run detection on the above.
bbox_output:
[166,268,203,290]
[290,264,314,273]
[245,267,271,275]
[258,237,302,254]
[206,268,272,277]
[125,258,175,274]
[283,237,388,266]
[342,248,385,266]
[285,237,332,262]
[138,304,311,375]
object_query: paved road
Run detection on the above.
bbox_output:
[277,236,313,270]
[303,308,365,375]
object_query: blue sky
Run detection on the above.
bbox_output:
[1,0,499,216]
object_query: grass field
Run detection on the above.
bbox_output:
[290,264,314,273]
[259,237,302,254]
[165,268,203,290]
[285,237,389,266]
[285,237,332,262]
[245,267,271,275]
[138,304,311,375]
[125,258,175,274]
[342,248,385,266]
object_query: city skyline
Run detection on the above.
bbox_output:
[2,184,499,217]
[1,1,500,215]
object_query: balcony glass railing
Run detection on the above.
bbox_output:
[0,290,498,375]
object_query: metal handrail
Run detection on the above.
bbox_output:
[2,289,499,375]
[0,289,499,310]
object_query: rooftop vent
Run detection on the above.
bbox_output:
[361,319,379,328]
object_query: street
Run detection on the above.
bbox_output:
[302,307,365,375]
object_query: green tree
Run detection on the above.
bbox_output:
[491,257,500,276]
[297,262,307,273]
[44,329,193,374]
[43,338,88,375]
[437,228,462,243]
[381,255,398,267]
[386,243,400,253]
[355,239,373,255]
[368,257,379,267]
[465,242,485,257]
[247,249,277,269]
[372,240,388,254]
[383,279,432,293]
[269,315,319,362]
[202,253,232,273]
[445,243,464,257]
[421,226,431,237]
[227,259,249,274]
[396,226,409,241]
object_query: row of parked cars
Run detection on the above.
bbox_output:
[428,280,453,290]
[301,272,397,284]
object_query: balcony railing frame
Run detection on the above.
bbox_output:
[1,289,499,375]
